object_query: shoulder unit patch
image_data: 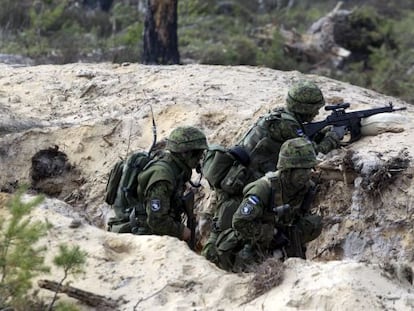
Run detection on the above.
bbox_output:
[150,199,161,212]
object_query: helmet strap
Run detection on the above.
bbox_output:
[189,171,203,188]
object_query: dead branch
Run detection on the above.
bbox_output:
[280,1,352,68]
[38,279,123,309]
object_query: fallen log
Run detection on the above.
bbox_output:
[280,2,352,68]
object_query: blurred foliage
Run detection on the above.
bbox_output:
[0,0,413,102]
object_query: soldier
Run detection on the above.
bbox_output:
[201,79,340,263]
[239,79,341,180]
[134,126,208,242]
[200,145,251,262]
[215,137,322,272]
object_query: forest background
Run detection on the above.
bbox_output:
[1,0,413,104]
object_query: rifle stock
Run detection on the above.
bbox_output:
[303,102,406,142]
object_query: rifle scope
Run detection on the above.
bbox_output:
[325,103,350,111]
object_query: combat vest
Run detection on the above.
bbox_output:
[239,108,303,180]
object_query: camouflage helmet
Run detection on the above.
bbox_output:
[286,80,325,114]
[166,126,208,153]
[277,137,317,170]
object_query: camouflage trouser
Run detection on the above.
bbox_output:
[215,228,241,271]
[215,214,323,270]
[201,191,242,264]
[215,229,264,272]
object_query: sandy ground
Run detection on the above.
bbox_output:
[1,63,414,310]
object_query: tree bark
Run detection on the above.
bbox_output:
[142,0,180,64]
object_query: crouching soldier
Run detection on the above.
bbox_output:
[133,126,208,244]
[215,137,322,272]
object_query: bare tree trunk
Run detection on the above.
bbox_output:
[142,0,180,64]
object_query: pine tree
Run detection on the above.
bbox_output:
[48,244,87,310]
[0,188,49,309]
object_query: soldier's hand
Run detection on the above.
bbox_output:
[260,223,276,247]
[198,213,212,240]
[182,227,192,241]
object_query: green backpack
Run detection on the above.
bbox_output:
[202,145,236,189]
[105,151,154,221]
[202,145,250,192]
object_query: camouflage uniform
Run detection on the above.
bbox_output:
[215,137,323,272]
[201,80,337,264]
[200,145,250,263]
[135,126,208,240]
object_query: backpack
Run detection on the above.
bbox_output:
[202,145,250,193]
[202,145,236,189]
[105,151,154,220]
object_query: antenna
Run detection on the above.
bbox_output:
[142,90,157,156]
[148,103,157,156]
[125,118,133,159]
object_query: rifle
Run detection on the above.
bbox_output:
[271,185,318,259]
[271,204,305,259]
[300,184,318,213]
[182,190,196,250]
[303,102,406,143]
[287,185,318,259]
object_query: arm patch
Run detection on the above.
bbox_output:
[241,195,259,215]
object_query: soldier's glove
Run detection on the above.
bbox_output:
[201,242,219,264]
[332,125,346,140]
[323,129,342,148]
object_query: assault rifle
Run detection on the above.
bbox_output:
[303,102,406,143]
[182,190,196,250]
